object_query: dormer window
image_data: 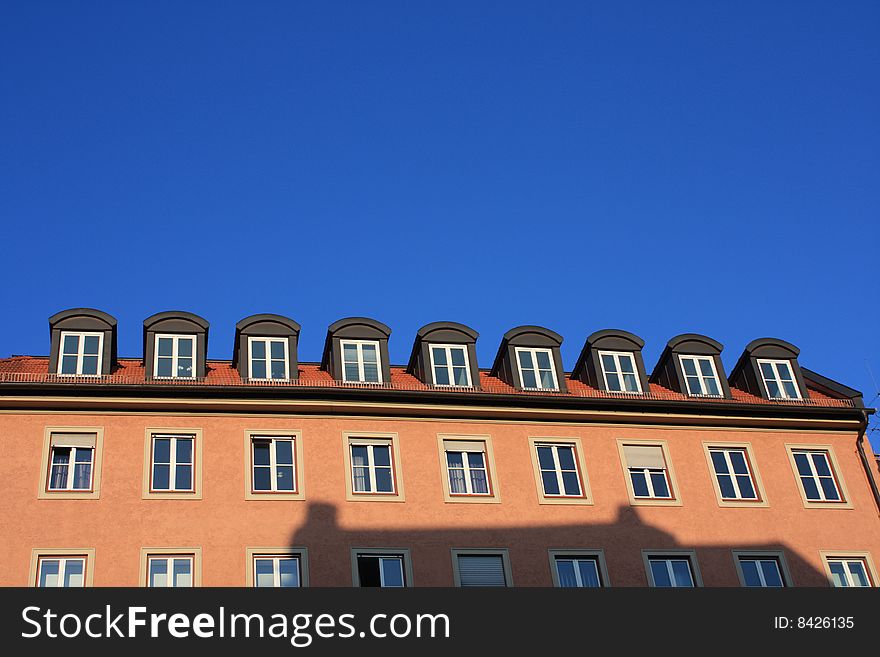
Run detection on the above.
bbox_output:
[679,355,722,397]
[233,314,300,383]
[249,337,289,380]
[757,359,800,399]
[598,351,641,393]
[515,347,558,390]
[58,332,103,376]
[154,335,195,379]
[430,344,472,387]
[341,340,382,383]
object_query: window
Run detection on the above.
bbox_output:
[37,557,86,587]
[430,344,471,387]
[340,340,382,383]
[438,437,499,502]
[150,435,194,492]
[154,334,196,379]
[248,337,288,380]
[679,355,721,396]
[736,555,786,587]
[551,553,606,588]
[343,434,404,501]
[452,549,512,587]
[792,449,842,502]
[57,332,102,376]
[354,553,408,587]
[253,555,302,588]
[535,443,582,497]
[147,556,193,587]
[645,554,699,587]
[515,347,558,390]
[48,445,93,491]
[251,436,296,493]
[40,429,104,500]
[620,443,676,503]
[757,359,801,399]
[823,556,874,588]
[708,447,759,501]
[598,351,641,393]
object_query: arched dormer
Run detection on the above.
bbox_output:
[649,333,730,398]
[233,314,301,381]
[143,311,209,379]
[490,325,566,392]
[729,338,808,400]
[406,321,480,388]
[572,329,648,394]
[320,317,392,383]
[48,308,118,376]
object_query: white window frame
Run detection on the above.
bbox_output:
[553,556,602,587]
[737,557,785,587]
[47,445,94,491]
[57,331,103,376]
[37,557,86,588]
[824,557,874,588]
[250,436,297,493]
[629,467,672,499]
[678,354,722,397]
[793,450,842,502]
[756,358,801,399]
[350,442,396,494]
[446,447,491,496]
[647,556,696,587]
[147,555,194,588]
[708,447,759,500]
[340,339,383,383]
[247,336,289,381]
[428,344,472,387]
[535,443,583,498]
[598,350,642,393]
[252,555,301,588]
[150,435,195,492]
[153,334,197,379]
[514,347,558,391]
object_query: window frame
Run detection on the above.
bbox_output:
[247,336,290,381]
[428,343,473,387]
[642,550,702,587]
[702,442,768,508]
[244,431,304,501]
[437,434,500,504]
[597,350,643,394]
[38,427,105,500]
[513,346,559,391]
[30,550,94,588]
[451,548,513,587]
[678,354,722,397]
[149,435,195,493]
[57,331,104,377]
[756,358,802,400]
[617,440,681,506]
[819,552,877,588]
[350,548,413,587]
[732,551,791,587]
[139,547,201,587]
[548,549,609,587]
[528,437,593,505]
[142,428,203,500]
[246,547,309,588]
[339,339,383,384]
[153,333,198,379]
[342,433,405,502]
[785,444,851,508]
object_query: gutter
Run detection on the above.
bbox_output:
[855,409,880,516]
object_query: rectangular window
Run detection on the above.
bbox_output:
[737,556,786,587]
[598,351,642,393]
[341,340,382,383]
[679,355,721,396]
[355,553,407,587]
[58,332,102,376]
[443,440,491,496]
[647,555,696,587]
[251,436,296,493]
[825,557,873,588]
[430,344,471,387]
[248,337,288,380]
[553,556,603,588]
[708,447,759,501]
[622,444,673,500]
[48,446,93,491]
[350,441,395,494]
[757,359,801,399]
[148,555,193,587]
[453,551,511,587]
[150,435,194,492]
[253,555,301,588]
[792,449,842,502]
[37,557,86,587]
[154,335,196,379]
[515,347,558,390]
[535,443,583,497]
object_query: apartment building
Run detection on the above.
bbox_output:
[1,308,878,588]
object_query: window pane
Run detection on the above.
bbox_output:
[254,559,274,587]
[60,354,79,375]
[650,472,670,497]
[381,559,404,587]
[276,465,295,491]
[760,561,783,587]
[728,450,748,474]
[740,560,762,587]
[372,445,391,467]
[344,363,360,381]
[253,466,271,491]
[518,350,534,369]
[848,562,869,587]
[819,477,840,501]
[353,467,370,492]
[557,447,576,471]
[363,363,380,382]
[671,561,694,587]
[556,560,578,587]
[448,467,467,494]
[175,465,192,490]
[521,369,537,389]
[149,560,168,587]
[351,446,369,467]
[177,357,193,377]
[618,355,635,373]
[630,471,649,497]
[249,359,267,379]
[704,378,720,396]
[251,340,266,359]
[446,452,463,468]
[466,452,485,469]
[800,476,821,500]
[173,559,192,587]
[622,373,640,392]
[710,451,729,474]
[270,360,286,379]
[577,560,601,587]
[434,367,450,385]
[765,380,781,398]
[717,474,736,499]
[782,381,799,398]
[470,468,489,494]
[682,358,697,376]
[50,464,69,489]
[62,334,79,354]
[157,338,173,357]
[601,354,617,374]
[361,344,377,363]
[606,372,622,391]
[776,362,793,380]
[178,338,193,357]
[39,560,60,587]
[650,561,671,587]
[540,369,557,389]
[83,335,100,355]
[81,356,99,375]
[176,439,192,464]
[828,562,848,587]
[451,348,466,366]
[699,359,715,376]
[542,471,560,495]
[64,560,84,587]
[343,343,358,362]
[562,471,581,496]
[736,475,756,499]
[375,467,393,492]
[275,440,293,464]
[535,351,552,369]
[811,453,832,477]
[793,453,812,476]
[73,463,92,489]
[152,464,170,490]
[156,357,173,377]
[432,347,447,366]
[253,440,271,466]
[452,367,469,386]
[270,341,285,360]
[279,558,300,587]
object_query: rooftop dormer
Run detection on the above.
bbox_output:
[320,317,391,383]
[572,329,649,394]
[650,333,731,398]
[143,311,209,379]
[729,338,808,401]
[49,308,117,376]
[490,326,566,392]
[233,314,301,381]
[406,321,480,388]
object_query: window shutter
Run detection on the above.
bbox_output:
[623,445,665,469]
[457,555,507,587]
[443,440,486,453]
[50,433,97,448]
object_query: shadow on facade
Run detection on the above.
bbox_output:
[287,501,828,587]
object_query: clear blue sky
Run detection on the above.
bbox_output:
[1,3,878,432]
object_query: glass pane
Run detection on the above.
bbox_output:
[175,465,192,490]
[698,358,713,376]
[782,381,799,398]
[470,468,489,494]
[73,463,91,489]
[152,464,170,490]
[562,471,581,496]
[828,562,848,587]
[671,560,694,587]
[729,450,748,474]
[800,476,820,500]
[819,477,840,501]
[176,439,192,464]
[39,560,60,587]
[353,467,370,492]
[375,467,393,492]
[61,355,78,375]
[535,351,552,369]
[251,340,266,359]
[622,373,640,392]
[64,560,84,587]
[521,370,537,389]
[81,356,99,375]
[650,561,671,587]
[149,560,168,587]
[453,366,469,386]
[717,474,736,499]
[157,338,173,357]
[255,559,274,587]
[446,452,463,468]
[451,348,466,366]
[343,343,358,362]
[557,446,576,471]
[577,560,600,587]
[279,558,300,587]
[793,453,812,476]
[618,355,635,373]
[537,446,555,470]
[540,369,556,389]
[776,362,793,380]
[52,447,71,465]
[448,467,467,494]
[156,357,173,377]
[361,344,377,363]
[760,561,783,587]
[251,360,267,379]
[173,559,192,587]
[601,354,617,374]
[518,350,534,369]
[434,367,450,386]
[253,466,271,491]
[704,377,720,396]
[650,471,670,497]
[177,338,193,357]
[681,358,697,376]
[811,453,832,477]
[270,361,286,379]
[760,362,775,378]
[556,560,578,587]
[270,341,285,359]
[63,334,79,354]
[351,445,369,467]
[466,452,485,469]
[344,363,360,381]
[176,357,193,377]
[50,464,69,489]
[685,375,702,394]
[275,440,293,465]
[606,372,622,392]
[741,560,762,587]
[373,445,391,467]
[848,562,869,587]
[432,347,447,366]
[630,471,649,497]
[542,471,560,495]
[276,466,295,490]
[736,475,756,499]
[83,335,100,355]
[253,440,271,466]
[362,363,380,382]
[381,559,404,587]
[710,451,729,474]
[765,380,781,398]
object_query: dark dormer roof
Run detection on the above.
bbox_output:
[320,317,392,381]
[490,325,566,392]
[232,314,301,380]
[48,308,118,375]
[142,311,210,378]
[649,333,731,398]
[406,321,480,387]
[729,337,809,401]
[571,329,649,392]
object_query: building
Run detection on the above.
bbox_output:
[1,308,878,588]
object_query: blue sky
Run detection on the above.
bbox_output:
[1,2,878,435]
